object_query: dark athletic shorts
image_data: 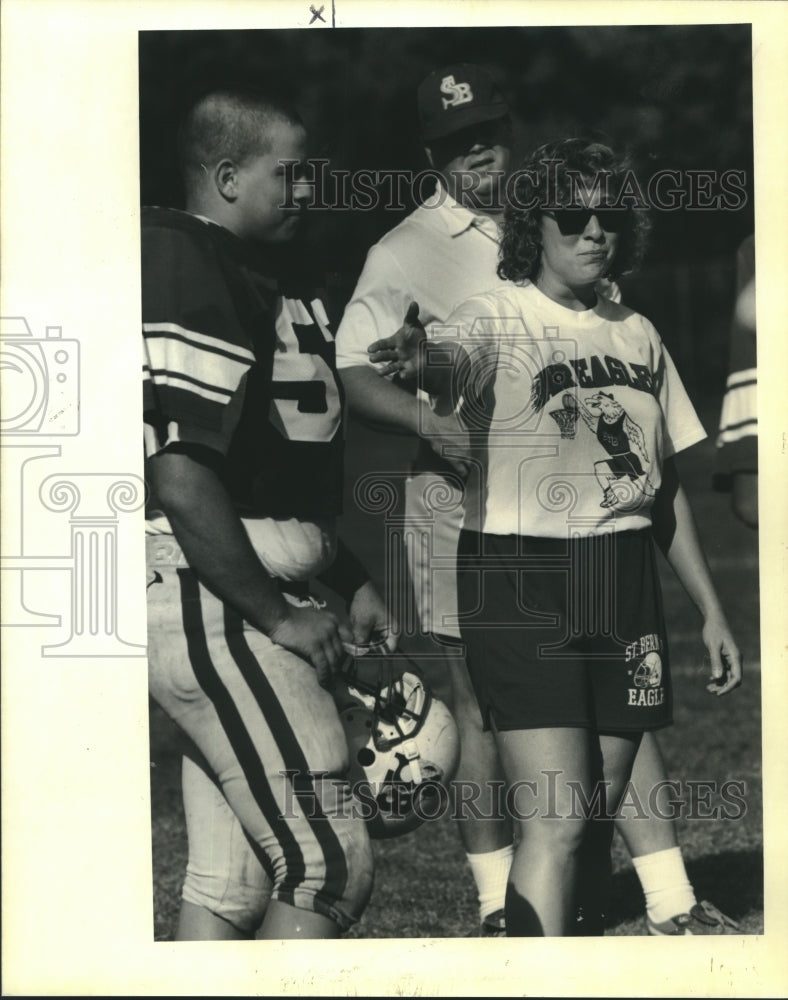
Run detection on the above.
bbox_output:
[456,528,672,733]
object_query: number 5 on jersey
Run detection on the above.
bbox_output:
[270,297,342,443]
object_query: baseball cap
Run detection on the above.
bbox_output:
[417,62,509,141]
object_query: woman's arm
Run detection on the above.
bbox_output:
[651,457,743,695]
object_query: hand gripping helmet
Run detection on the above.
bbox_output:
[334,654,460,839]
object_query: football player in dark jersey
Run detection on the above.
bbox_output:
[143,87,393,940]
[714,234,757,527]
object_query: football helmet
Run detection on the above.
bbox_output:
[334,654,460,839]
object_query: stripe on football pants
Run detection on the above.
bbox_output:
[184,745,277,887]
[222,604,350,913]
[177,569,305,909]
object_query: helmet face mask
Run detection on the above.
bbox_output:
[363,667,429,750]
[334,660,460,839]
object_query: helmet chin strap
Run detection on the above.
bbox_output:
[401,739,423,786]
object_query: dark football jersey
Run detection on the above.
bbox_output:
[142,207,344,519]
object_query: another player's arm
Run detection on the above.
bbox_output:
[651,457,742,695]
[728,271,757,528]
[148,448,351,682]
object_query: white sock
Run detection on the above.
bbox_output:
[465,844,514,921]
[632,846,696,924]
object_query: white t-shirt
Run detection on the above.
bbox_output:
[440,282,706,538]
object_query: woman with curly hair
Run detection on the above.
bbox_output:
[369,137,742,936]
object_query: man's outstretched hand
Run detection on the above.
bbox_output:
[368,301,427,380]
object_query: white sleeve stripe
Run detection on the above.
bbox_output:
[145,336,250,397]
[146,370,235,404]
[143,322,255,365]
[725,367,757,390]
[718,380,757,430]
[717,420,758,445]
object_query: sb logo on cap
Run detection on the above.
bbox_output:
[440,75,474,109]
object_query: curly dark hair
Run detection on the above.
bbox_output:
[497,138,651,284]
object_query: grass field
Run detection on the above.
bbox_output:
[149,397,762,940]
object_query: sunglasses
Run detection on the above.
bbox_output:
[542,206,630,235]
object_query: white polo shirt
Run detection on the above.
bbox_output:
[335,188,507,370]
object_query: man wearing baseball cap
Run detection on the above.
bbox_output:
[418,62,509,131]
[336,62,734,937]
[337,62,516,936]
[418,62,511,210]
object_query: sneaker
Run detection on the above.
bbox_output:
[648,899,740,936]
[479,908,507,937]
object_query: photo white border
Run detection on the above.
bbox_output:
[2,1,786,995]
